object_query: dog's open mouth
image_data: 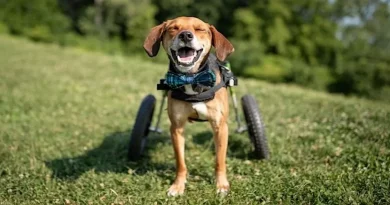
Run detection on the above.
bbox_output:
[171,47,203,66]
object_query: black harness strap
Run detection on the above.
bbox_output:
[170,80,225,102]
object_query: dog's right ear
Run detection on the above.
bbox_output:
[143,22,166,57]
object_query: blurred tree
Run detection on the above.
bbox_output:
[0,0,388,100]
[259,0,292,55]
[330,0,390,100]
[57,0,92,34]
[229,8,263,74]
[288,0,339,66]
[232,8,261,41]
[94,0,105,39]
[243,0,340,66]
[152,0,238,35]
[0,0,70,42]
[74,0,156,51]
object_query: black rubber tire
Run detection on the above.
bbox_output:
[128,94,156,161]
[241,95,269,159]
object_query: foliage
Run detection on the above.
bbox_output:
[243,55,333,90]
[243,56,289,82]
[228,39,264,76]
[152,0,227,30]
[0,0,389,101]
[0,22,9,34]
[0,0,70,42]
[331,0,390,101]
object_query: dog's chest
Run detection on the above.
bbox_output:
[183,85,209,120]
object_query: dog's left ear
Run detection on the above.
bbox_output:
[143,22,166,57]
[210,25,234,61]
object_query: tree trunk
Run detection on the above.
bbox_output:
[94,0,106,39]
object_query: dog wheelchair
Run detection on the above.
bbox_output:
[128,62,269,161]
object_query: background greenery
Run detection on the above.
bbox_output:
[0,0,389,101]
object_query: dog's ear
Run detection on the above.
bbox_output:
[143,22,166,57]
[210,25,234,61]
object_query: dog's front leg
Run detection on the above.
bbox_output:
[211,119,230,194]
[167,121,187,196]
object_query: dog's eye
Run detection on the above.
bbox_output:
[195,28,206,32]
[170,26,179,31]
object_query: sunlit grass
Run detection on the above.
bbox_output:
[0,35,389,204]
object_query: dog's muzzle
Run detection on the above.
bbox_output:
[170,31,203,67]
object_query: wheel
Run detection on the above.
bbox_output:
[128,94,156,161]
[241,95,269,159]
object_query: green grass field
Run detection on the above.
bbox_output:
[1,35,389,204]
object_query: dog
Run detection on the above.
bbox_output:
[143,16,234,196]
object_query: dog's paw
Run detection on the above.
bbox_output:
[216,178,230,196]
[167,183,185,197]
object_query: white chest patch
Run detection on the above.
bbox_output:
[192,102,208,120]
[183,84,208,120]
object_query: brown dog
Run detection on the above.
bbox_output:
[143,17,234,196]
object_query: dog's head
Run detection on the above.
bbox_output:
[143,17,234,73]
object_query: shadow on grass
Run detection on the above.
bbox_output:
[192,130,256,160]
[45,129,173,181]
[46,128,257,181]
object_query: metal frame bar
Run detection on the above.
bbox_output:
[229,87,247,133]
[149,91,168,133]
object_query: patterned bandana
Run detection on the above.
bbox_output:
[165,69,216,89]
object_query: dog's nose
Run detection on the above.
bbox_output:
[178,31,193,42]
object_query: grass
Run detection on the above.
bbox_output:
[0,35,389,205]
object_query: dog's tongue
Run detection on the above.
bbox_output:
[178,48,195,57]
[178,48,195,62]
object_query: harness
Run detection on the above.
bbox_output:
[157,55,237,103]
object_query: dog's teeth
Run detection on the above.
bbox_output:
[177,55,195,64]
